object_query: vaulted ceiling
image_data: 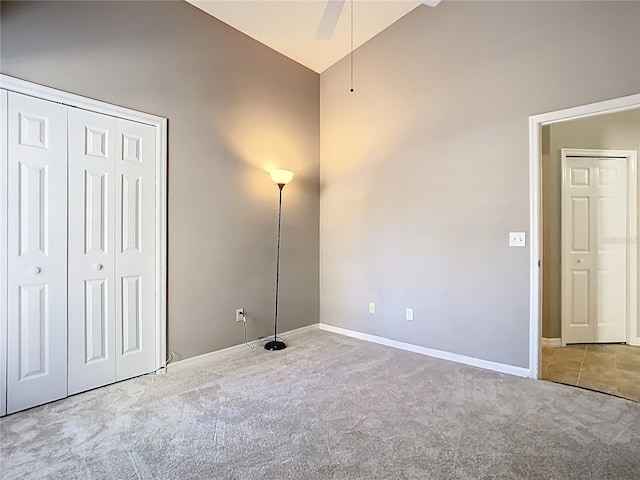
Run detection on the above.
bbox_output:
[186,1,428,73]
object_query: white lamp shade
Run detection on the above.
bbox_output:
[269,169,294,185]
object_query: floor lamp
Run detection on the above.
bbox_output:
[265,169,294,351]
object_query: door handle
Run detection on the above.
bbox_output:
[32,266,41,275]
[95,263,104,271]
[577,258,583,263]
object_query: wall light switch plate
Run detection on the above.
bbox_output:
[406,308,414,321]
[509,232,526,247]
[369,302,376,314]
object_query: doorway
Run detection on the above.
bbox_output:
[529,95,640,402]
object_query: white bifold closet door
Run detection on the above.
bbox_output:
[67,109,156,395]
[3,91,158,413]
[6,92,69,413]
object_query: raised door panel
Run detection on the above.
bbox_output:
[6,92,67,414]
[68,108,117,395]
[115,119,156,380]
[570,270,590,326]
[0,89,8,416]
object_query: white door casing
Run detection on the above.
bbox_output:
[6,92,68,413]
[68,108,117,395]
[115,119,156,380]
[561,150,636,346]
[529,94,640,380]
[0,89,7,416]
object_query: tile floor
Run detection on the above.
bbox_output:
[542,343,640,402]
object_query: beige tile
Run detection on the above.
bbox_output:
[616,375,640,390]
[554,345,587,355]
[552,353,584,364]
[614,369,640,383]
[615,381,640,403]
[615,356,640,373]
[553,347,586,360]
[586,343,621,354]
[612,344,640,357]
[622,393,640,403]
[580,363,616,379]
[544,370,579,385]
[582,351,616,368]
[541,342,640,403]
[546,357,583,373]
[579,378,617,396]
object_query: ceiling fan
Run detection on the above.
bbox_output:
[315,0,442,39]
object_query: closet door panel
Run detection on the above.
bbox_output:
[115,119,156,380]
[7,92,67,414]
[1,89,7,416]
[68,108,117,395]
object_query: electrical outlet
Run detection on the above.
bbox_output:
[406,308,414,321]
[235,308,245,322]
[509,232,526,247]
[369,302,376,314]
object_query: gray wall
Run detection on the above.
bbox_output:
[320,1,640,368]
[0,0,320,361]
[3,0,639,371]
[542,109,640,339]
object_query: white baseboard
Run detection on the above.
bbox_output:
[167,323,320,373]
[541,337,562,348]
[168,322,530,379]
[319,323,530,378]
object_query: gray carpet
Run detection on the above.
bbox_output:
[1,328,639,480]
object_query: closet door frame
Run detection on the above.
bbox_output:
[0,74,168,375]
[0,90,7,416]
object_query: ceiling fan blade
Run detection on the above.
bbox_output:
[315,0,346,40]
[420,0,442,6]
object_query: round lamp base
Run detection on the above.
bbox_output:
[264,340,287,351]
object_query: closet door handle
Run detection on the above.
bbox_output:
[32,266,41,275]
[95,263,104,271]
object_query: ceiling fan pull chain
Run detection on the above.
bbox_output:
[350,0,354,92]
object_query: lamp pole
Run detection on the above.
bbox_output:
[265,171,292,351]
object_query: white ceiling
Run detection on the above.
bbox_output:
[186,1,424,73]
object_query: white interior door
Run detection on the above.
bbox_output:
[68,108,117,395]
[0,89,8,416]
[562,155,627,344]
[115,119,156,380]
[6,92,68,414]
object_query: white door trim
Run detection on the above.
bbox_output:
[0,74,168,373]
[0,90,7,416]
[560,148,637,346]
[529,93,640,379]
